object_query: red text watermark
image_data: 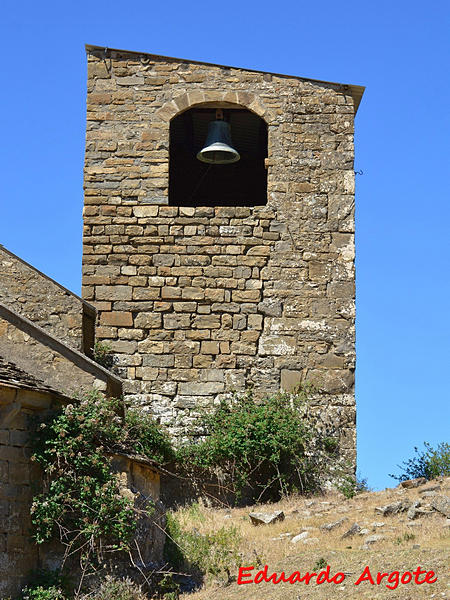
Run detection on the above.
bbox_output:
[237,564,437,590]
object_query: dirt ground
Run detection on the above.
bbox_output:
[176,479,450,600]
[184,547,448,599]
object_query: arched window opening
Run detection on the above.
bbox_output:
[169,107,267,206]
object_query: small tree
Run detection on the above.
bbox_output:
[177,389,333,501]
[30,392,174,590]
[390,441,450,482]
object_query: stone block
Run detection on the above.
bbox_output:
[247,314,263,330]
[281,369,303,392]
[178,382,224,396]
[142,354,175,368]
[201,341,220,354]
[135,367,159,380]
[100,312,133,327]
[173,302,197,312]
[153,254,175,267]
[193,355,214,368]
[96,285,132,301]
[230,342,257,355]
[163,314,191,329]
[240,330,260,343]
[182,287,205,300]
[0,460,8,483]
[258,299,282,317]
[9,463,30,485]
[233,316,247,331]
[110,340,137,353]
[258,335,297,356]
[9,431,29,447]
[133,206,158,218]
[192,315,221,329]
[232,290,261,302]
[134,313,162,329]
[215,355,236,368]
[138,340,164,354]
[306,368,355,393]
[246,245,271,256]
[161,286,182,299]
[132,287,160,300]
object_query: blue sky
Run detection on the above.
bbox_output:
[1,0,449,490]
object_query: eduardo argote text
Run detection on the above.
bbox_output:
[237,564,437,590]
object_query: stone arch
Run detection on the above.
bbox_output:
[155,90,274,124]
[168,99,269,206]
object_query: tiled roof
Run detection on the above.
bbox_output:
[0,355,61,396]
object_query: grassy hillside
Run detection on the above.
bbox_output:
[172,478,449,599]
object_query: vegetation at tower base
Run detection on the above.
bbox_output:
[24,387,349,598]
[389,441,450,482]
[176,387,346,503]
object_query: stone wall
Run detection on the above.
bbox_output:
[0,393,49,598]
[0,245,96,356]
[82,47,359,466]
[0,387,164,596]
[0,306,122,398]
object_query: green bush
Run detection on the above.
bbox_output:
[124,408,175,463]
[337,470,370,499]
[92,341,113,369]
[80,576,147,600]
[19,570,70,600]
[31,395,136,555]
[19,575,148,600]
[164,512,240,581]
[390,441,450,482]
[30,392,174,568]
[21,586,66,600]
[177,391,315,500]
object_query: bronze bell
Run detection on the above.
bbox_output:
[197,110,240,164]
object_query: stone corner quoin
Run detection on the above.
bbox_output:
[82,47,358,468]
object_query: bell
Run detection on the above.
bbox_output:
[197,119,240,164]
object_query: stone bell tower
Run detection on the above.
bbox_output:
[82,45,364,469]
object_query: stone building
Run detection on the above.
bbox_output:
[0,246,124,596]
[82,46,364,467]
[0,247,164,597]
[0,47,363,595]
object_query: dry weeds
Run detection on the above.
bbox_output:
[175,478,449,599]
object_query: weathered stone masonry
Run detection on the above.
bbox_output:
[0,245,95,356]
[82,46,363,467]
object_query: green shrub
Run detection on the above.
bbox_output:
[21,586,66,600]
[124,408,175,463]
[31,395,135,555]
[80,576,147,600]
[19,571,70,600]
[164,512,240,581]
[313,557,327,571]
[92,341,113,369]
[337,470,370,498]
[163,512,185,570]
[337,474,356,499]
[30,392,174,569]
[394,532,415,545]
[390,441,450,482]
[355,471,370,493]
[177,390,315,500]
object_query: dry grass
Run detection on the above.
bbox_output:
[173,478,450,599]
